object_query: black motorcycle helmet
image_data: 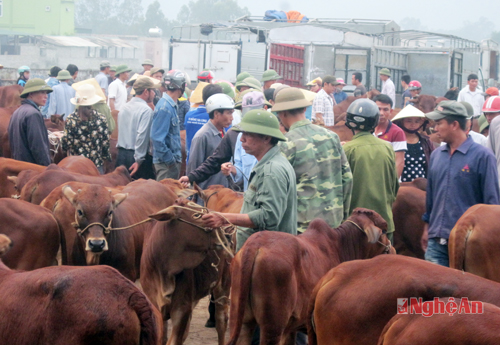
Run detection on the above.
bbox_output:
[163,69,187,93]
[345,99,380,132]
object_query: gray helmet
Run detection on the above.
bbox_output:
[163,69,187,91]
[346,99,380,131]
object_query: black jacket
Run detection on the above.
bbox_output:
[187,128,239,184]
[8,100,51,166]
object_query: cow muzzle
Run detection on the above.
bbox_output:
[86,238,108,253]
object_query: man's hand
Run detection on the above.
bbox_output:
[129,162,139,176]
[201,213,228,228]
[179,176,190,188]
[220,162,236,176]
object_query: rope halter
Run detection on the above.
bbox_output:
[345,219,392,254]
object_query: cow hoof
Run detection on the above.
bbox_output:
[204,319,216,328]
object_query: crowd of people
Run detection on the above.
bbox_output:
[7,60,500,272]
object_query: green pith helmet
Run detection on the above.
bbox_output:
[236,77,262,92]
[379,68,391,77]
[261,69,282,82]
[236,72,251,83]
[142,59,154,66]
[478,114,489,133]
[216,81,235,99]
[272,87,311,112]
[56,69,72,80]
[20,78,53,98]
[110,66,117,72]
[233,108,286,141]
[115,64,132,75]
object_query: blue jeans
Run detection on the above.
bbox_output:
[425,238,449,267]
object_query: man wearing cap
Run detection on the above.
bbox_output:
[261,69,281,90]
[485,87,499,100]
[8,79,53,166]
[115,76,158,179]
[140,59,154,75]
[333,78,348,104]
[41,66,61,117]
[457,74,484,116]
[187,93,234,191]
[47,70,76,119]
[200,108,297,251]
[306,77,322,93]
[423,101,499,267]
[61,84,111,174]
[184,84,223,163]
[312,75,337,126]
[108,65,131,112]
[351,72,366,97]
[273,87,353,232]
[95,61,111,96]
[379,68,395,109]
[459,101,487,146]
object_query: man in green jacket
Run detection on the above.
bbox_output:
[273,87,353,232]
[343,99,399,241]
[201,108,297,251]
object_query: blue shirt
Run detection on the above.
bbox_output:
[47,82,75,119]
[232,132,258,191]
[151,93,182,165]
[423,136,500,239]
[333,90,347,104]
[41,77,60,117]
[184,105,209,164]
[95,72,109,95]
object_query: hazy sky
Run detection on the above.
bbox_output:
[151,0,499,33]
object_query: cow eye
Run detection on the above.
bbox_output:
[77,209,84,217]
[108,210,113,217]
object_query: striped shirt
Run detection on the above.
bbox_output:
[312,89,335,126]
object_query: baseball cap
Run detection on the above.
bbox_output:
[242,91,272,114]
[426,101,470,121]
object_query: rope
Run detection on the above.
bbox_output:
[73,212,154,236]
[47,130,64,154]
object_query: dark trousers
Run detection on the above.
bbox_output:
[116,148,155,180]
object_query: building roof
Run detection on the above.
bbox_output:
[41,36,137,48]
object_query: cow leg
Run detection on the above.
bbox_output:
[281,331,297,345]
[167,303,193,345]
[161,306,169,345]
[214,296,229,345]
[236,320,257,345]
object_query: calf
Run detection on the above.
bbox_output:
[449,204,500,282]
[0,199,60,270]
[142,199,234,345]
[58,179,177,280]
[378,300,500,345]
[0,234,161,345]
[307,255,500,345]
[228,208,394,345]
[20,165,132,204]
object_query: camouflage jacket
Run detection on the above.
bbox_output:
[280,119,353,232]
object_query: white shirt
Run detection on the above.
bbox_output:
[457,85,485,116]
[469,130,487,147]
[107,79,127,111]
[312,88,335,126]
[381,78,396,109]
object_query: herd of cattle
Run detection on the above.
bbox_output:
[0,84,499,345]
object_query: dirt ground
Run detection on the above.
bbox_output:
[166,296,230,345]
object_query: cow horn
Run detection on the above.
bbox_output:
[7,176,18,186]
[177,188,198,199]
[192,183,207,202]
[364,224,382,244]
[112,193,128,208]
[62,185,78,205]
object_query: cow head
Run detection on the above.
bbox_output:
[348,208,395,255]
[62,185,127,260]
[0,234,13,256]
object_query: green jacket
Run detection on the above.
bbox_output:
[93,102,116,135]
[280,119,353,232]
[343,132,399,233]
[237,145,297,251]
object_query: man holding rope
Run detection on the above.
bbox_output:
[201,109,297,252]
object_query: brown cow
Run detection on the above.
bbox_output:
[333,96,356,123]
[20,165,132,204]
[227,209,394,345]
[325,121,353,142]
[142,199,234,345]
[449,204,500,282]
[392,185,427,259]
[58,179,178,280]
[410,94,438,113]
[0,157,46,198]
[0,84,22,108]
[0,199,60,270]
[378,300,500,345]
[196,184,244,213]
[307,255,500,345]
[6,156,100,198]
[0,234,161,345]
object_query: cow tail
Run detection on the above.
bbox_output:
[128,289,160,345]
[449,224,472,271]
[226,244,259,345]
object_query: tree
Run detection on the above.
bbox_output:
[399,17,427,31]
[177,0,250,24]
[142,1,178,35]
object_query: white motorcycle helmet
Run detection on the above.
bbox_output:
[205,93,235,114]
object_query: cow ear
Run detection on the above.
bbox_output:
[62,185,78,205]
[364,224,382,244]
[177,188,197,199]
[112,193,128,208]
[149,207,177,221]
[193,182,207,203]
[7,176,18,186]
